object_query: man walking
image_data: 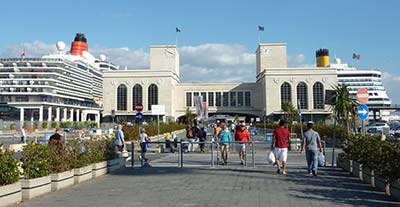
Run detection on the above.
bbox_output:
[271,120,290,175]
[115,124,126,153]
[235,122,251,165]
[301,121,323,176]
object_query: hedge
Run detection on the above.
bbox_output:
[122,123,186,141]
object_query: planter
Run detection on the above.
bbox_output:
[107,158,123,173]
[21,175,51,201]
[0,181,21,207]
[375,175,392,196]
[352,161,361,179]
[50,170,74,191]
[337,156,351,172]
[74,165,93,184]
[391,181,400,201]
[92,161,107,178]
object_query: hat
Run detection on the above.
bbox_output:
[307,121,314,124]
[55,127,62,131]
[240,122,246,126]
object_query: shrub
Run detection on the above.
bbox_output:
[122,123,186,141]
[51,122,57,129]
[33,121,39,129]
[87,139,108,163]
[104,140,119,160]
[48,143,73,173]
[42,122,48,129]
[73,122,79,129]
[21,143,51,179]
[68,140,91,168]
[0,144,19,186]
[9,123,17,130]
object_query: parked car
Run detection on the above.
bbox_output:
[366,122,389,131]
[367,127,383,136]
[64,127,75,132]
[389,125,400,137]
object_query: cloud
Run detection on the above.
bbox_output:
[91,47,149,69]
[382,72,400,103]
[0,41,56,58]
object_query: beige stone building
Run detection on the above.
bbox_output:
[102,43,337,123]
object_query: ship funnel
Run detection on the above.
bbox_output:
[70,33,88,56]
[316,48,329,67]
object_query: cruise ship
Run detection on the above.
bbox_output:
[0,33,117,125]
[330,58,391,107]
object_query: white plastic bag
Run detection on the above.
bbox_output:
[267,151,275,164]
[318,152,325,167]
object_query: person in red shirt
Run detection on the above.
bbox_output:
[235,122,251,165]
[271,120,290,175]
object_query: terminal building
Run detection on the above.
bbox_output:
[102,43,338,123]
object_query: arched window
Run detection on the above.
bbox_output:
[280,82,292,108]
[132,84,143,107]
[148,84,158,110]
[117,84,127,111]
[313,82,324,109]
[297,82,308,110]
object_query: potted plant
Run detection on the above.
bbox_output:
[42,122,48,130]
[51,122,57,129]
[0,145,21,207]
[21,143,51,201]
[48,142,74,191]
[90,140,108,178]
[69,140,93,184]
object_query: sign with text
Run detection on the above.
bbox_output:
[151,105,165,115]
[135,103,143,112]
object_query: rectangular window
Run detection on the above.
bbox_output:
[201,92,206,102]
[237,92,244,106]
[223,92,229,107]
[208,92,214,106]
[230,92,236,107]
[245,91,251,106]
[215,92,222,106]
[15,96,29,102]
[186,92,192,107]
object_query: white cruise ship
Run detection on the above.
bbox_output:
[0,33,117,125]
[330,58,391,107]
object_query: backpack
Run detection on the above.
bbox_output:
[187,128,194,138]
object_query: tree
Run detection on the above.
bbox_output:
[185,107,196,125]
[332,85,358,134]
[281,102,297,124]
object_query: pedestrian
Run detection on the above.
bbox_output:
[187,120,200,152]
[49,127,64,149]
[218,123,232,165]
[301,121,323,176]
[19,127,26,143]
[271,120,290,175]
[115,124,126,153]
[165,132,172,152]
[139,128,151,167]
[199,127,207,152]
[172,133,178,153]
[235,122,251,165]
[214,122,221,142]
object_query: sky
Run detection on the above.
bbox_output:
[1,0,400,102]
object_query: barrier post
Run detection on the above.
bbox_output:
[251,141,255,168]
[131,141,134,168]
[211,141,214,168]
[180,142,183,168]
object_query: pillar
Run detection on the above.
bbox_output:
[95,112,100,125]
[47,107,52,122]
[69,109,74,122]
[81,112,86,122]
[63,108,67,121]
[76,109,80,122]
[55,107,60,121]
[39,106,43,122]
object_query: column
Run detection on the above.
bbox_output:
[81,112,86,122]
[76,109,80,122]
[47,107,52,122]
[63,108,67,121]
[69,109,74,122]
[20,108,24,126]
[39,106,43,122]
[95,112,100,125]
[55,107,60,121]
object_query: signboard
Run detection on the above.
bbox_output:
[135,112,143,122]
[265,133,273,143]
[151,105,165,115]
[357,88,369,103]
[135,103,143,112]
[194,96,208,121]
[357,104,369,120]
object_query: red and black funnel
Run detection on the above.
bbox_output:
[70,33,88,56]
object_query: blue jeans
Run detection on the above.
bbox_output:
[306,150,318,173]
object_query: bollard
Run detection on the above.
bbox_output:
[211,141,214,168]
[34,136,37,143]
[180,142,183,168]
[251,141,255,168]
[131,141,135,168]
[244,142,247,166]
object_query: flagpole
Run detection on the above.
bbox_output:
[176,31,178,48]
[258,30,261,44]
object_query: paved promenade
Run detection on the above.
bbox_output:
[15,152,400,207]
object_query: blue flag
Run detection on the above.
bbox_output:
[176,27,181,32]
[258,25,264,32]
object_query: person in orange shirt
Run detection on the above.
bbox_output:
[214,122,221,141]
[235,122,251,165]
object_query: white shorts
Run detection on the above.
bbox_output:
[236,143,246,152]
[274,148,288,162]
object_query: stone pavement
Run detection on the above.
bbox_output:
[14,152,400,207]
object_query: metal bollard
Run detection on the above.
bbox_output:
[251,141,255,168]
[131,141,135,168]
[180,142,183,168]
[211,141,214,168]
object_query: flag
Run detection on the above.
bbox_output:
[176,27,181,32]
[258,25,264,32]
[20,51,26,58]
[352,53,361,60]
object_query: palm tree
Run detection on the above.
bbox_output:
[185,107,196,125]
[281,102,297,124]
[332,85,358,134]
